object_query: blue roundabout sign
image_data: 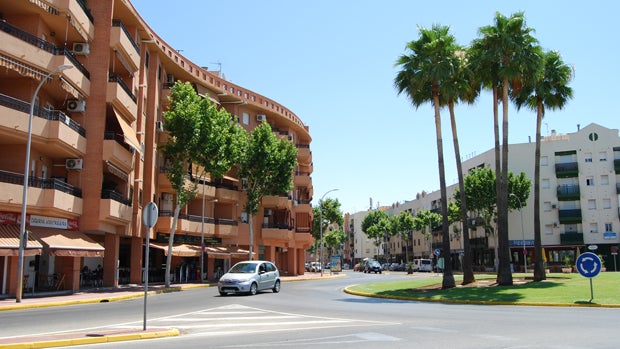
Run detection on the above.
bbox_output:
[576,252,602,278]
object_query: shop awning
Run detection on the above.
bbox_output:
[0,225,42,256]
[149,242,201,257]
[113,108,142,154]
[28,227,104,257]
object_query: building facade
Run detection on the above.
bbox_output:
[0,0,313,297]
[350,123,619,272]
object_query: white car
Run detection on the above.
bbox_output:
[218,261,281,296]
[309,262,322,272]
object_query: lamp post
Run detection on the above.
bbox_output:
[319,188,338,277]
[16,64,72,303]
[510,193,527,273]
[200,176,217,282]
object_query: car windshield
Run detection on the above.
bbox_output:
[229,263,257,273]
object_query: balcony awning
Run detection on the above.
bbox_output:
[28,227,104,257]
[148,242,252,258]
[106,161,129,181]
[0,225,43,256]
[113,108,142,154]
[0,54,45,80]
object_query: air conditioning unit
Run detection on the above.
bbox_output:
[256,114,266,122]
[67,99,86,112]
[166,74,174,83]
[65,158,83,170]
[551,204,557,209]
[72,42,90,55]
[155,121,164,132]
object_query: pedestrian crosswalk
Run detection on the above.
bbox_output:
[112,304,395,338]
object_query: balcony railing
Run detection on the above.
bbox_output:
[0,21,90,79]
[158,211,238,226]
[557,184,580,200]
[101,189,132,206]
[262,223,293,230]
[0,170,82,197]
[112,19,140,54]
[104,132,133,153]
[108,72,136,102]
[560,232,584,245]
[555,162,579,178]
[614,158,620,173]
[0,93,86,137]
[558,208,582,224]
[76,0,94,23]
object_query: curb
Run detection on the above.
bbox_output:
[0,329,180,349]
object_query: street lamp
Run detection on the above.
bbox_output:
[200,176,217,282]
[510,193,527,273]
[319,188,338,277]
[16,64,73,302]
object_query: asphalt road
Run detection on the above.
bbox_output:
[1,271,616,348]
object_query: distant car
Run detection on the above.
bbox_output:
[305,262,310,272]
[389,263,402,271]
[310,262,322,272]
[412,259,433,272]
[218,261,281,296]
[364,260,382,274]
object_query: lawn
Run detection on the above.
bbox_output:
[345,272,620,306]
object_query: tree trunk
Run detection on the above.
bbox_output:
[248,214,254,261]
[433,91,455,289]
[497,80,513,286]
[165,205,182,288]
[533,99,546,281]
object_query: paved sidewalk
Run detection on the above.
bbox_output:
[0,273,343,348]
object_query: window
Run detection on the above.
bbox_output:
[541,156,548,166]
[586,177,595,186]
[242,112,249,125]
[599,151,607,161]
[588,199,596,210]
[544,224,554,235]
[603,198,611,209]
[241,211,248,223]
[589,223,598,233]
[605,223,613,232]
[601,175,609,185]
[584,152,592,162]
[543,201,552,211]
[542,179,550,189]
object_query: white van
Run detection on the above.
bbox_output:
[412,259,433,272]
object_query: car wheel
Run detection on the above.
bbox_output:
[272,280,281,293]
[249,282,258,295]
[219,291,227,296]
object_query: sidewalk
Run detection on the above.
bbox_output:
[0,273,343,348]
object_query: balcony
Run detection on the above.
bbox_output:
[555,162,579,178]
[294,171,311,187]
[213,181,238,201]
[557,184,580,201]
[560,232,584,245]
[294,231,314,247]
[110,20,140,72]
[103,132,134,172]
[99,189,132,224]
[558,208,582,224]
[296,143,312,164]
[614,158,620,174]
[107,73,137,120]
[294,199,312,214]
[262,195,291,209]
[0,170,83,216]
[262,223,293,242]
[0,93,87,155]
[55,0,95,40]
[215,219,238,238]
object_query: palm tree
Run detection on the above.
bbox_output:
[394,24,458,289]
[470,12,540,285]
[441,49,479,285]
[513,50,573,281]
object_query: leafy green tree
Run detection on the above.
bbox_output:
[513,50,573,281]
[312,198,344,263]
[469,12,540,285]
[361,210,391,261]
[390,211,415,263]
[239,122,297,260]
[161,81,245,287]
[324,228,346,260]
[413,209,442,259]
[395,24,458,289]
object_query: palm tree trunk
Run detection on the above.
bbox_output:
[492,86,501,272]
[448,102,475,284]
[433,91,455,289]
[497,80,513,286]
[533,99,546,281]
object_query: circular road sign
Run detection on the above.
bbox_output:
[142,201,159,228]
[576,252,602,278]
[434,249,441,256]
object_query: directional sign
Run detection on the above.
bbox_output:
[434,249,441,256]
[576,252,602,278]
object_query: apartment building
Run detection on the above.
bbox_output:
[0,0,313,297]
[351,123,619,272]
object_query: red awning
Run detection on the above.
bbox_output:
[0,225,42,256]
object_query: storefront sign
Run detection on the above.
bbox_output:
[509,239,535,247]
[0,211,78,230]
[603,232,617,239]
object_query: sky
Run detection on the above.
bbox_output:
[131,0,618,214]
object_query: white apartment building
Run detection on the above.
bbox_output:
[350,123,619,272]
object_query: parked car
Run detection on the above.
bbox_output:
[364,260,382,274]
[389,263,403,271]
[310,261,322,272]
[218,261,281,296]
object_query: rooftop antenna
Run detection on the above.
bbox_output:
[210,62,222,73]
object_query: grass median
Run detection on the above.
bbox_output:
[345,272,620,306]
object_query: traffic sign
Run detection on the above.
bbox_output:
[434,249,441,256]
[576,252,602,278]
[142,202,158,228]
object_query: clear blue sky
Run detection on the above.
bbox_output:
[132,0,618,214]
